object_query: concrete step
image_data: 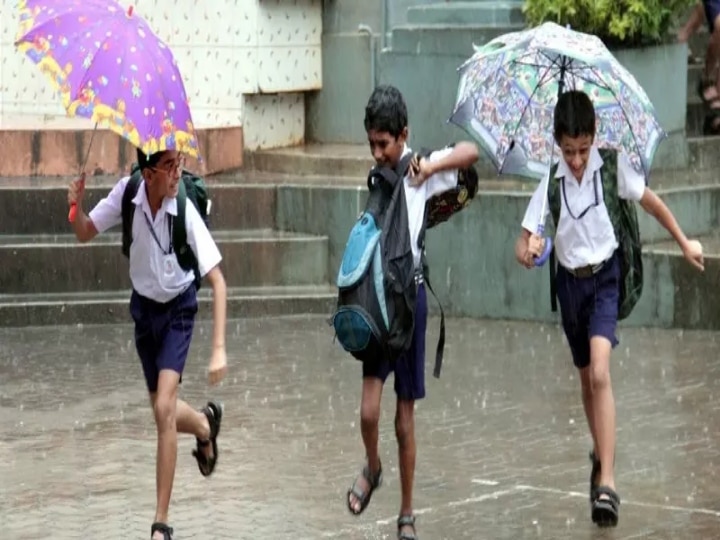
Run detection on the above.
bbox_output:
[244,143,505,181]
[243,144,374,178]
[0,181,277,235]
[687,135,720,170]
[640,234,720,330]
[0,229,329,294]
[406,1,525,26]
[390,23,522,55]
[0,285,338,327]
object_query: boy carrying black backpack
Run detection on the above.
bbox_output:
[332,84,479,540]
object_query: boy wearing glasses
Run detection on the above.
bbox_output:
[515,90,704,528]
[68,149,228,540]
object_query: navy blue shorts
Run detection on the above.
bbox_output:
[129,285,198,393]
[705,0,720,32]
[362,283,428,401]
[556,252,620,369]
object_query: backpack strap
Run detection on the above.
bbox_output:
[414,146,447,379]
[546,163,561,314]
[121,171,143,258]
[172,180,201,288]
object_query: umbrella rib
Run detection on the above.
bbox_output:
[586,65,652,176]
[497,61,560,173]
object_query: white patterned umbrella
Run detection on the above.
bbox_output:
[449,22,665,180]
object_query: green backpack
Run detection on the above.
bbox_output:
[547,149,643,321]
[121,163,210,288]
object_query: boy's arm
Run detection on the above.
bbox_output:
[205,264,228,385]
[412,142,479,193]
[516,178,550,269]
[68,174,126,242]
[617,153,704,271]
[638,189,704,270]
[423,141,479,174]
[185,204,228,383]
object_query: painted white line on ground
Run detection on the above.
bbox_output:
[471,478,500,486]
[320,487,518,537]
[517,484,720,518]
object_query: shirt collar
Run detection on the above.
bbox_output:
[131,179,178,217]
[554,145,603,180]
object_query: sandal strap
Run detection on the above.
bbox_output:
[151,522,173,539]
[362,462,382,488]
[397,514,415,527]
[595,486,621,506]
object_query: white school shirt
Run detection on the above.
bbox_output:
[521,146,646,269]
[88,176,222,303]
[400,145,459,268]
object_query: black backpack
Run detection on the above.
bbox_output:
[121,164,210,288]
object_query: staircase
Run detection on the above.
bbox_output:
[0,174,338,327]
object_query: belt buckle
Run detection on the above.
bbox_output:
[573,265,594,279]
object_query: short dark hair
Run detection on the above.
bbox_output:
[553,90,596,142]
[136,148,167,170]
[364,85,408,138]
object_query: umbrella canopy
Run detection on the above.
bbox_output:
[15,0,200,158]
[450,22,664,180]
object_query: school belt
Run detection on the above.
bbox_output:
[563,258,608,279]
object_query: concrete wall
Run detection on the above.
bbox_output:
[306,0,382,143]
[276,183,719,328]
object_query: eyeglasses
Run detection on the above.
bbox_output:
[151,155,185,175]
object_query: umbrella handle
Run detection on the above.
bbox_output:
[68,173,85,223]
[534,237,553,266]
[533,223,553,267]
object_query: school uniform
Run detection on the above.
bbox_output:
[521,146,645,368]
[362,145,458,400]
[88,176,222,392]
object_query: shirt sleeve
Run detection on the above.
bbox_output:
[424,147,460,199]
[185,202,222,277]
[616,152,646,202]
[520,173,551,234]
[87,177,130,233]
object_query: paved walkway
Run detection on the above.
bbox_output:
[1,316,719,539]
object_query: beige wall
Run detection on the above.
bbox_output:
[0,0,321,148]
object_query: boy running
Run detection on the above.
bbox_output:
[68,149,228,540]
[515,90,704,527]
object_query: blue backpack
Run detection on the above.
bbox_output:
[331,154,446,377]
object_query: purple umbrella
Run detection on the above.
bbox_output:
[15,0,200,162]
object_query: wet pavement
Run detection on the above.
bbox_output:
[1,316,720,539]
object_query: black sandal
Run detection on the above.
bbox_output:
[592,486,620,527]
[151,522,174,540]
[347,460,383,515]
[588,451,601,503]
[397,514,418,540]
[192,401,223,477]
[703,108,720,135]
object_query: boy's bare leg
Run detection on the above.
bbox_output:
[588,336,616,493]
[348,377,384,512]
[150,370,180,540]
[678,2,704,43]
[396,398,416,536]
[580,368,599,454]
